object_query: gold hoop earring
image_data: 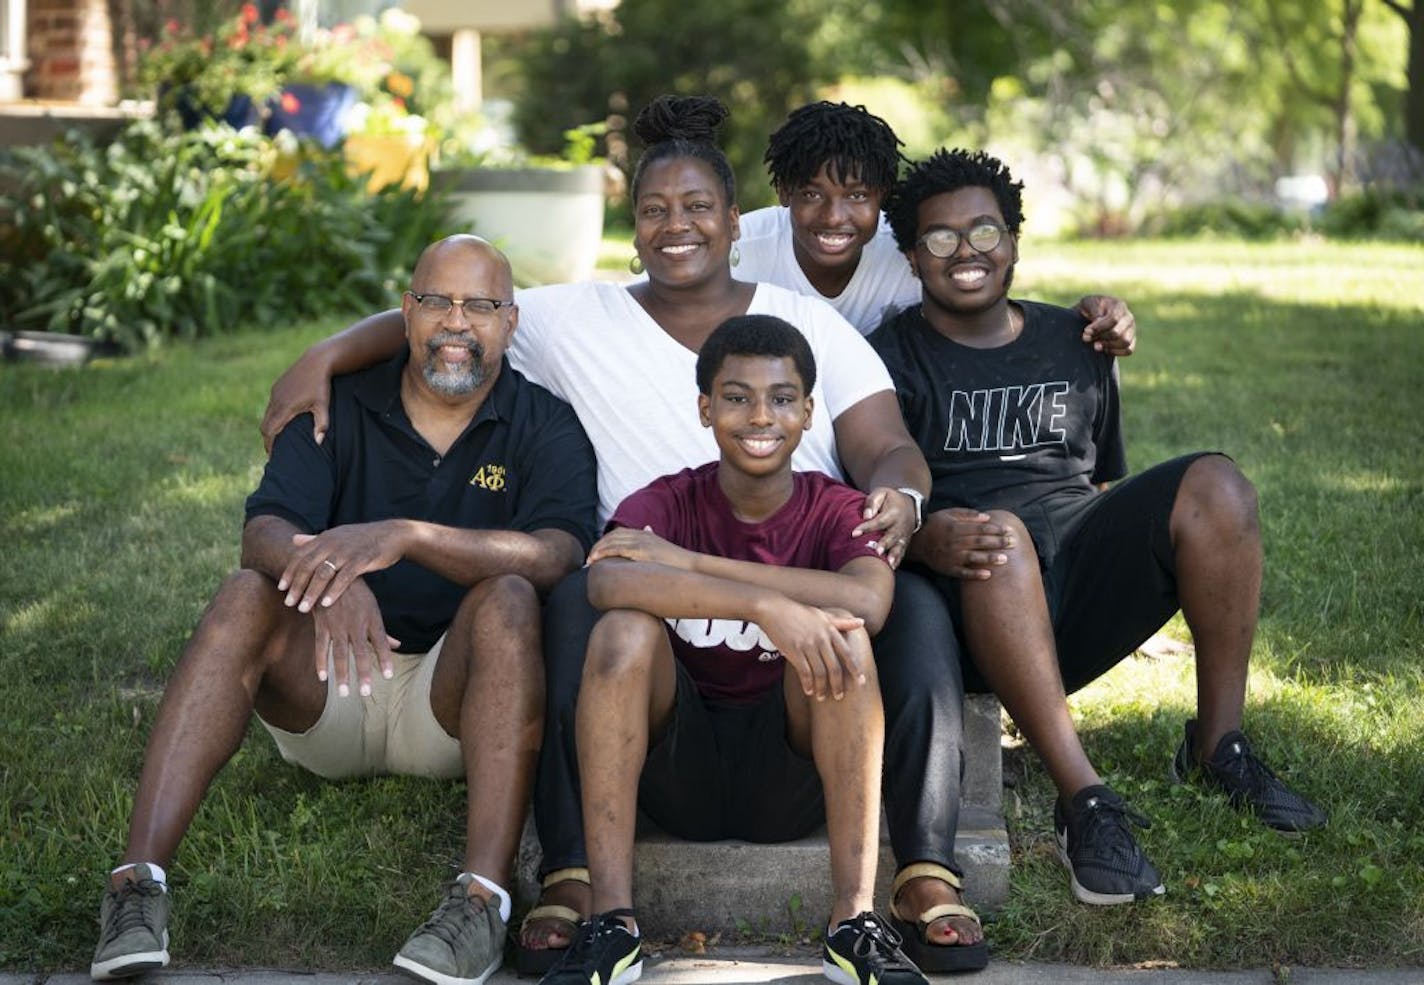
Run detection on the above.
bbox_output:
[730,245,741,267]
[629,255,644,275]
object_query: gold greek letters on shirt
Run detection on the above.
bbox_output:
[469,464,507,491]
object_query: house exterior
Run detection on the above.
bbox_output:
[1,0,617,107]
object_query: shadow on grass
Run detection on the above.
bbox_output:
[2,289,1420,970]
[994,654,1424,967]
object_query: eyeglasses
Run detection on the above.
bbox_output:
[915,223,1011,258]
[406,292,516,318]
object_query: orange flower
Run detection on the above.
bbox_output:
[280,90,301,113]
[241,3,259,25]
[385,71,414,98]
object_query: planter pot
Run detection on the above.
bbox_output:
[430,165,605,285]
[345,133,432,193]
[2,330,117,366]
[265,83,358,149]
[159,88,260,131]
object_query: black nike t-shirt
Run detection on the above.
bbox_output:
[869,301,1126,558]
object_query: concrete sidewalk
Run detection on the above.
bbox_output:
[11,952,1423,985]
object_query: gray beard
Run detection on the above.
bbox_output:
[423,333,486,396]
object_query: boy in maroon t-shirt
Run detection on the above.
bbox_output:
[537,315,926,985]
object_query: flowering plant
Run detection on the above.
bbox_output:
[287,19,393,93]
[139,4,296,113]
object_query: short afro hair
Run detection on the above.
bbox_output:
[764,101,904,196]
[884,149,1025,252]
[630,94,736,205]
[695,315,817,396]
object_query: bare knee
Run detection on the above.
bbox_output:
[463,572,539,620]
[983,509,1030,549]
[213,567,281,609]
[197,568,286,642]
[584,609,663,682]
[1175,455,1260,539]
[974,509,1040,582]
[455,573,540,670]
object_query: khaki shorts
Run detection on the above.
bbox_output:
[258,634,463,780]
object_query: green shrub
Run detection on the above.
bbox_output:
[1317,186,1424,240]
[0,120,449,352]
[1142,200,1307,240]
[1142,186,1424,242]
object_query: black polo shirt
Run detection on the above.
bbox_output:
[245,352,599,652]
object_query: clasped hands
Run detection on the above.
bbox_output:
[277,521,406,697]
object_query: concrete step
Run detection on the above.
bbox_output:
[962,693,1004,813]
[514,694,1009,938]
[626,804,1008,939]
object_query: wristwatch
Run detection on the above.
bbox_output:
[895,487,925,532]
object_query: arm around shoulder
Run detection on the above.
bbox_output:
[260,308,407,453]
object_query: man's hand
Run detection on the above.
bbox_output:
[310,577,398,697]
[852,487,919,569]
[1076,295,1136,357]
[279,521,408,612]
[758,598,869,702]
[586,526,695,570]
[913,508,1016,580]
[261,350,336,454]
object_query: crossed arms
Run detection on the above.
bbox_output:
[585,527,893,702]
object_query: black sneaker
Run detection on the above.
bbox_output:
[539,909,642,985]
[822,911,928,985]
[1054,785,1165,905]
[1171,720,1327,835]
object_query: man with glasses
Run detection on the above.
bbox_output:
[90,235,598,985]
[870,149,1325,909]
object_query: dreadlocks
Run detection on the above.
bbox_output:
[884,149,1025,252]
[764,101,904,196]
[630,94,737,204]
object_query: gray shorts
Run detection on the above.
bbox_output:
[258,634,462,780]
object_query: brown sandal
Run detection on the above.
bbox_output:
[515,866,590,976]
[889,862,989,972]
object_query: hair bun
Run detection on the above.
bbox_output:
[632,94,729,147]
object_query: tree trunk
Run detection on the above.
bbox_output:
[1334,0,1363,195]
[1405,2,1424,158]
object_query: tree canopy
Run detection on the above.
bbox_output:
[492,0,1415,223]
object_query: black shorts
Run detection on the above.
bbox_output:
[637,660,825,843]
[935,452,1218,694]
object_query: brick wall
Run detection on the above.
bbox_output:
[26,0,116,104]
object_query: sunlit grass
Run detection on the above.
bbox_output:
[1021,239,1424,312]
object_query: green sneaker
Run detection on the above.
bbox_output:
[394,874,506,985]
[90,864,171,980]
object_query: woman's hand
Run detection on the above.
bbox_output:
[261,349,337,453]
[852,487,919,569]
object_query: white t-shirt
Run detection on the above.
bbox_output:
[508,280,893,523]
[737,206,920,336]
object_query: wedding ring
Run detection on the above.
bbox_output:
[321,560,339,574]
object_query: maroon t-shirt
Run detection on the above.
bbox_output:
[609,462,885,703]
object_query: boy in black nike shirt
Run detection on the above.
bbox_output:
[870,149,1326,908]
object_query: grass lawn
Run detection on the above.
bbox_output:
[2,239,1422,971]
